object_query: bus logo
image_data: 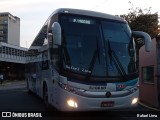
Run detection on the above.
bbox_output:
[117,84,126,89]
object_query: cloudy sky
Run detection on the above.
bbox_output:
[0,0,159,48]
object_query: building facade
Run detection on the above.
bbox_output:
[0,12,27,80]
[0,42,27,80]
[139,35,160,108]
[0,12,20,46]
[0,42,27,64]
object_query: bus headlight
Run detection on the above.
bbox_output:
[128,86,138,93]
[58,81,85,94]
[131,98,138,105]
[67,99,78,108]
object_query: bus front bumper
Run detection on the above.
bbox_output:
[54,87,139,111]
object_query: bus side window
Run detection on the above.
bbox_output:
[51,45,60,70]
[48,27,61,70]
[48,32,59,69]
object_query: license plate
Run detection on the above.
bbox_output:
[101,101,114,107]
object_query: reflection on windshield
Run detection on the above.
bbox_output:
[60,15,137,79]
[102,21,133,76]
[107,40,127,79]
[61,16,106,77]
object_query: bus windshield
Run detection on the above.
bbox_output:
[60,15,137,80]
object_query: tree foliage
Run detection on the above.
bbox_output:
[120,2,159,38]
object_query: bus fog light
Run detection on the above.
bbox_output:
[131,98,138,105]
[67,99,78,108]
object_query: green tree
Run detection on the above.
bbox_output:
[120,2,159,39]
[120,3,159,68]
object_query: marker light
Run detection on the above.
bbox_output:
[67,99,78,108]
[64,10,69,13]
[131,98,138,105]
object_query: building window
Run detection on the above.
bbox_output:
[0,31,3,34]
[0,47,2,53]
[157,43,160,64]
[142,66,154,83]
[0,37,3,40]
[3,20,8,24]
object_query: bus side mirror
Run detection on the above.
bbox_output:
[132,31,152,52]
[51,22,62,46]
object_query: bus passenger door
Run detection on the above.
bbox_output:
[30,63,37,92]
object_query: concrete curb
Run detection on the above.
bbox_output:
[139,101,160,111]
[0,80,25,87]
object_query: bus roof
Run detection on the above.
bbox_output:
[49,8,125,22]
[30,8,126,49]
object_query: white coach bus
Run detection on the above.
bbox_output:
[25,8,152,111]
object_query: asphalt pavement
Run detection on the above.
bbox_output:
[0,80,159,120]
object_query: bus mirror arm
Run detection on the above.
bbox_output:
[51,22,62,46]
[132,31,152,52]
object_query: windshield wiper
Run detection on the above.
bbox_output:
[85,37,100,80]
[108,40,127,79]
